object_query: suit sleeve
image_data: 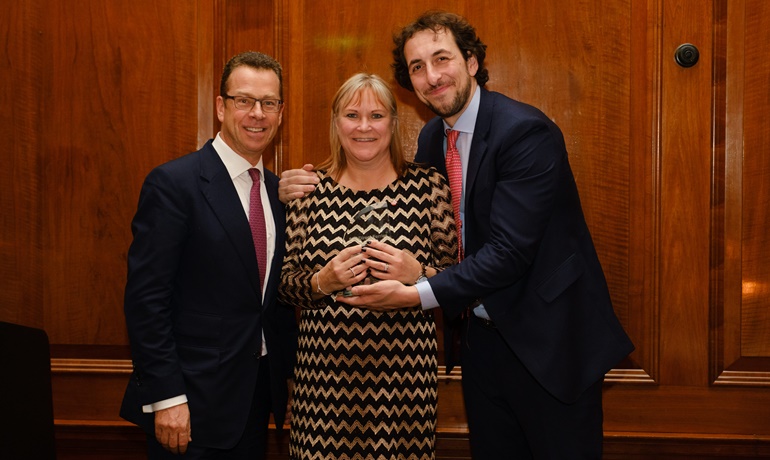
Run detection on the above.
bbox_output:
[428,117,566,320]
[124,166,189,405]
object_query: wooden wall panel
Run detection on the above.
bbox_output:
[2,0,770,458]
[43,0,200,346]
[739,3,770,358]
[738,0,770,359]
[714,0,770,385]
[1,0,44,329]
[659,0,713,387]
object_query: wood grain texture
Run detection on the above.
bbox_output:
[738,0,770,358]
[36,0,201,344]
[712,0,770,386]
[658,0,713,386]
[0,0,45,328]
[2,0,770,457]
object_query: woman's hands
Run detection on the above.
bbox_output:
[360,240,423,285]
[314,245,369,298]
[319,240,422,312]
[314,240,424,310]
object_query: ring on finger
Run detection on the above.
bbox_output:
[384,262,389,272]
[349,267,356,277]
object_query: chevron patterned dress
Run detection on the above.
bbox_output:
[279,165,457,460]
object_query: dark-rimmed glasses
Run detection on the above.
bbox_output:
[223,95,283,113]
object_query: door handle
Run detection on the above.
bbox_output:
[675,43,700,68]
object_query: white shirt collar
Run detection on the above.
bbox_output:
[212,133,265,180]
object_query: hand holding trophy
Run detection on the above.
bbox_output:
[342,199,393,296]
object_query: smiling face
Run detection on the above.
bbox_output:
[335,89,393,167]
[404,28,478,126]
[216,66,283,164]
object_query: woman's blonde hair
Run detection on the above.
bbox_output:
[317,73,406,178]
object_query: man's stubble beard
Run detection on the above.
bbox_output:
[425,79,472,119]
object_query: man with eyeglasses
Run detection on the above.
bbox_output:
[120,51,297,460]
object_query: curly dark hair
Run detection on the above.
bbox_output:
[392,11,489,92]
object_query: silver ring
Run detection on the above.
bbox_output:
[384,263,389,272]
[349,267,356,277]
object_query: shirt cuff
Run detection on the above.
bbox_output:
[142,394,188,413]
[416,280,440,310]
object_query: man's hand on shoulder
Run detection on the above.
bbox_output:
[279,163,319,203]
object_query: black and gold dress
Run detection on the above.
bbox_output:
[279,164,457,460]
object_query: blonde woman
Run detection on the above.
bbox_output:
[278,73,456,460]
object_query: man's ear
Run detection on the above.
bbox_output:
[466,53,479,77]
[215,96,225,123]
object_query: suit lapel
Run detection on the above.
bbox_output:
[262,170,285,313]
[465,88,492,199]
[425,121,448,175]
[197,143,263,298]
[424,89,492,206]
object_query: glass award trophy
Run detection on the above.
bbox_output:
[342,200,393,296]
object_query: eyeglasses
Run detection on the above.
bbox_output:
[223,95,283,113]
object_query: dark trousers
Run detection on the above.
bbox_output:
[461,316,603,459]
[147,355,273,460]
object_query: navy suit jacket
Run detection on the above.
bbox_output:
[120,140,297,448]
[417,88,634,403]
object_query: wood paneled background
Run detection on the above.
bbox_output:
[2,0,769,458]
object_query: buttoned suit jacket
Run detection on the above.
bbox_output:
[120,140,297,448]
[417,88,634,404]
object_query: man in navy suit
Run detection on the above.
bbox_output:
[280,11,634,459]
[121,51,297,459]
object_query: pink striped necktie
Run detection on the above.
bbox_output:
[445,129,464,261]
[248,168,267,290]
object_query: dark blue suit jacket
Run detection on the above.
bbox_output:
[418,88,634,404]
[120,140,297,448]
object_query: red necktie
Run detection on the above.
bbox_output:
[248,168,267,290]
[445,129,464,261]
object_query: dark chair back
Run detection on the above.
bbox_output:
[0,321,57,459]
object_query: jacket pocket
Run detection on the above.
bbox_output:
[177,344,220,372]
[535,253,585,303]
[174,311,222,372]
[175,310,221,343]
